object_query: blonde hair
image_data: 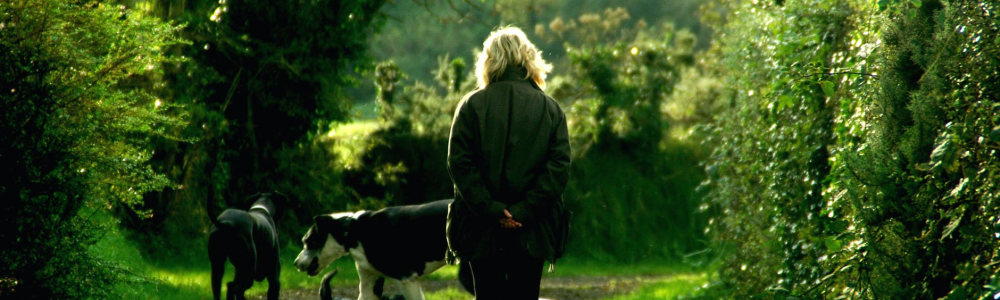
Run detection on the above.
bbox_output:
[475,26,553,90]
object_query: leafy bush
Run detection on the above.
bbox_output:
[543,9,711,262]
[698,0,1000,298]
[0,1,183,298]
[121,0,389,245]
[334,58,472,208]
[838,0,1000,297]
[698,0,867,295]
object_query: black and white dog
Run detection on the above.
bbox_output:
[208,192,287,300]
[294,199,472,300]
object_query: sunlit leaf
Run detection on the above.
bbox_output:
[777,95,795,111]
[928,129,959,173]
[943,284,966,300]
[824,236,842,253]
[940,205,966,242]
[943,178,969,205]
[821,81,835,97]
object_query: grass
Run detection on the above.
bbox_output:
[87,193,708,300]
[606,273,709,300]
[350,100,379,120]
[88,207,360,300]
[136,245,363,300]
[424,287,471,300]
[93,223,707,300]
[421,260,709,300]
[88,211,207,300]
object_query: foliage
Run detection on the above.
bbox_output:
[839,0,1000,298]
[125,0,388,243]
[537,8,698,155]
[699,0,1000,298]
[699,0,870,296]
[335,57,472,208]
[370,0,711,92]
[0,0,184,298]
[539,8,712,262]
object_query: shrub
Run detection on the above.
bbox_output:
[698,0,1000,298]
[0,0,183,298]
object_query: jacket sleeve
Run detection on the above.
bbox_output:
[507,104,571,224]
[448,97,507,221]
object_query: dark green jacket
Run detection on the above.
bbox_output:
[446,67,571,263]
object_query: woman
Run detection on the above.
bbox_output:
[445,26,571,300]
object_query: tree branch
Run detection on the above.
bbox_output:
[221,67,242,113]
[797,71,877,80]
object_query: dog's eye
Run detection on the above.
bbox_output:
[306,241,322,249]
[304,234,324,249]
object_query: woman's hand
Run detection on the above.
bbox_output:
[500,209,523,229]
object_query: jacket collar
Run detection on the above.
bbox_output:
[496,66,529,83]
[495,66,542,91]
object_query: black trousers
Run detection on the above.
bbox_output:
[467,249,544,300]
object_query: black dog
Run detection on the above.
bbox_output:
[208,192,287,300]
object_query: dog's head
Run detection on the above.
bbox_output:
[246,191,289,217]
[294,212,360,276]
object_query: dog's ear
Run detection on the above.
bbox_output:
[244,192,264,203]
[270,191,289,206]
[266,191,290,214]
[313,214,355,247]
[313,214,352,232]
[313,215,333,230]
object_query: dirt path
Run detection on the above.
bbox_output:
[258,275,664,300]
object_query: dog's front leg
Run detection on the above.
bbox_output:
[399,280,425,300]
[356,267,381,300]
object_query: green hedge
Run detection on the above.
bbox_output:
[699,0,1000,298]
